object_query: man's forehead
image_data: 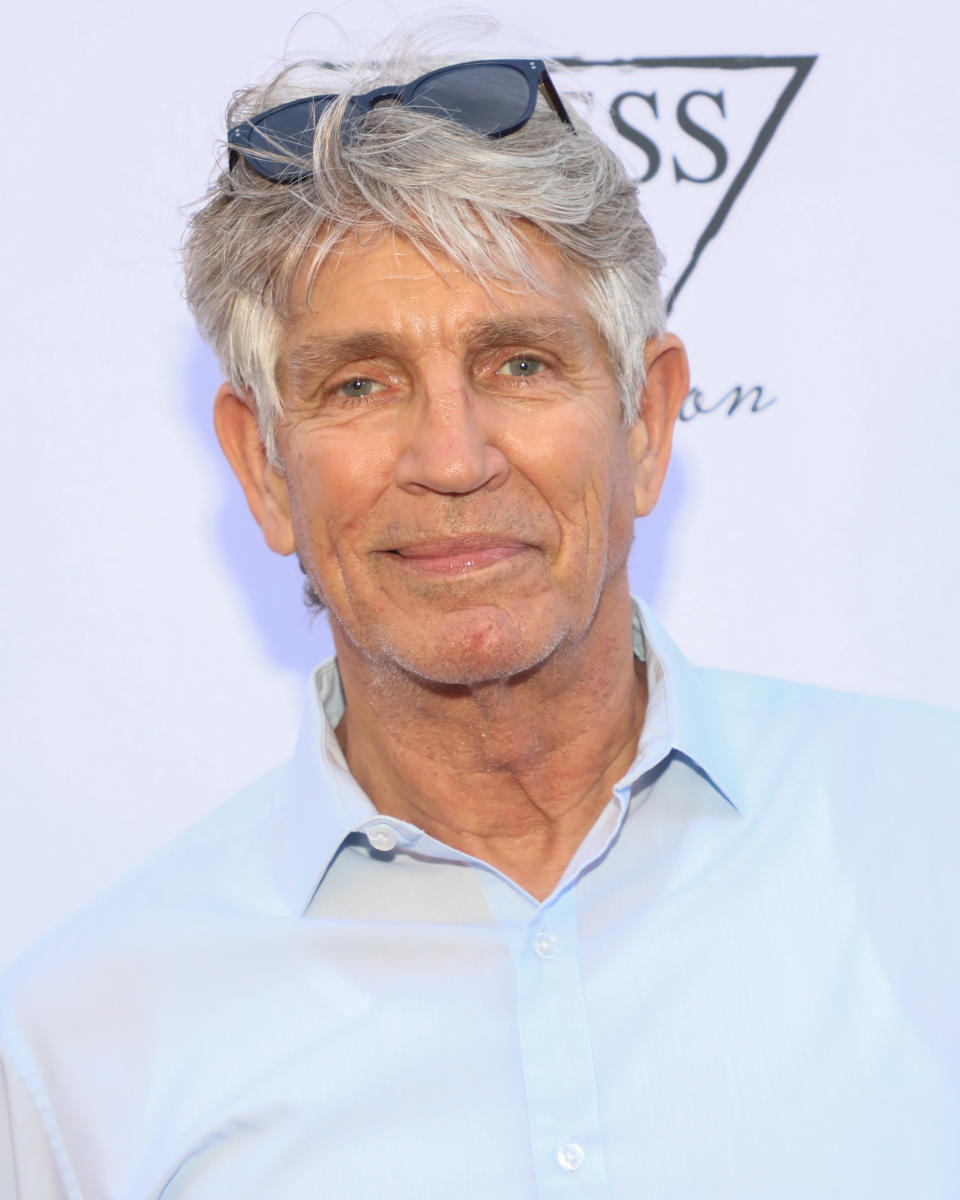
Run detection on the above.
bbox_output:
[283,229,603,361]
[289,220,590,314]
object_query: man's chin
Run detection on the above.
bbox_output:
[345,604,567,690]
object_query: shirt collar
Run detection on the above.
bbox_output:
[278,598,746,915]
[627,598,745,813]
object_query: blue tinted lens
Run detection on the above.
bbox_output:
[235,96,333,181]
[406,65,531,135]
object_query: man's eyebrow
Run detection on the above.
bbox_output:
[465,315,595,353]
[282,331,407,395]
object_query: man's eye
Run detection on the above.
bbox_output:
[334,377,384,400]
[495,355,544,379]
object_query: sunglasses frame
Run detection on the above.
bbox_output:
[228,59,574,183]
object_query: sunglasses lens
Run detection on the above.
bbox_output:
[407,65,531,135]
[237,97,330,181]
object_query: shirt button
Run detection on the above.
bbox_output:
[366,824,397,852]
[532,931,559,959]
[556,1142,585,1172]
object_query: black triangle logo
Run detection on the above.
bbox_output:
[558,55,817,312]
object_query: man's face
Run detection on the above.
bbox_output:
[258,231,661,686]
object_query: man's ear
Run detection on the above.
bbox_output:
[212,381,297,556]
[627,334,690,517]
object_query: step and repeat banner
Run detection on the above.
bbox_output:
[2,0,957,965]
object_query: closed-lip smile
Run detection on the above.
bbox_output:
[386,535,532,574]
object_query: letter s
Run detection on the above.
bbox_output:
[673,90,728,184]
[610,91,660,183]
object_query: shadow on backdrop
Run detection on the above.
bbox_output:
[183,333,330,674]
[629,446,686,612]
[183,330,685,673]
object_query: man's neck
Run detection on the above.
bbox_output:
[332,588,646,901]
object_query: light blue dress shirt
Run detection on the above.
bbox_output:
[1,601,958,1199]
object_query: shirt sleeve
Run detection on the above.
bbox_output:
[0,1053,70,1200]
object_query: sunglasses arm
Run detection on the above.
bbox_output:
[538,71,575,131]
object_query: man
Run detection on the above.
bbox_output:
[1,48,957,1200]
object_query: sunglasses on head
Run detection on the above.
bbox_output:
[227,58,574,183]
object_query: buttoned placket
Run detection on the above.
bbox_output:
[353,809,616,1197]
[472,843,616,1200]
[513,884,610,1197]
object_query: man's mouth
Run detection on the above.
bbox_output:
[385,535,531,574]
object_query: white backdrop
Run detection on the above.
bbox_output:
[2,0,958,968]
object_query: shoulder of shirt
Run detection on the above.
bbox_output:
[688,665,960,1073]
[697,662,957,733]
[691,663,959,807]
[634,599,958,811]
[0,759,303,1012]
[0,759,328,1185]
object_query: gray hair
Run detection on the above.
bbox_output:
[183,48,666,463]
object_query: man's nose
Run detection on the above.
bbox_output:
[394,368,509,496]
